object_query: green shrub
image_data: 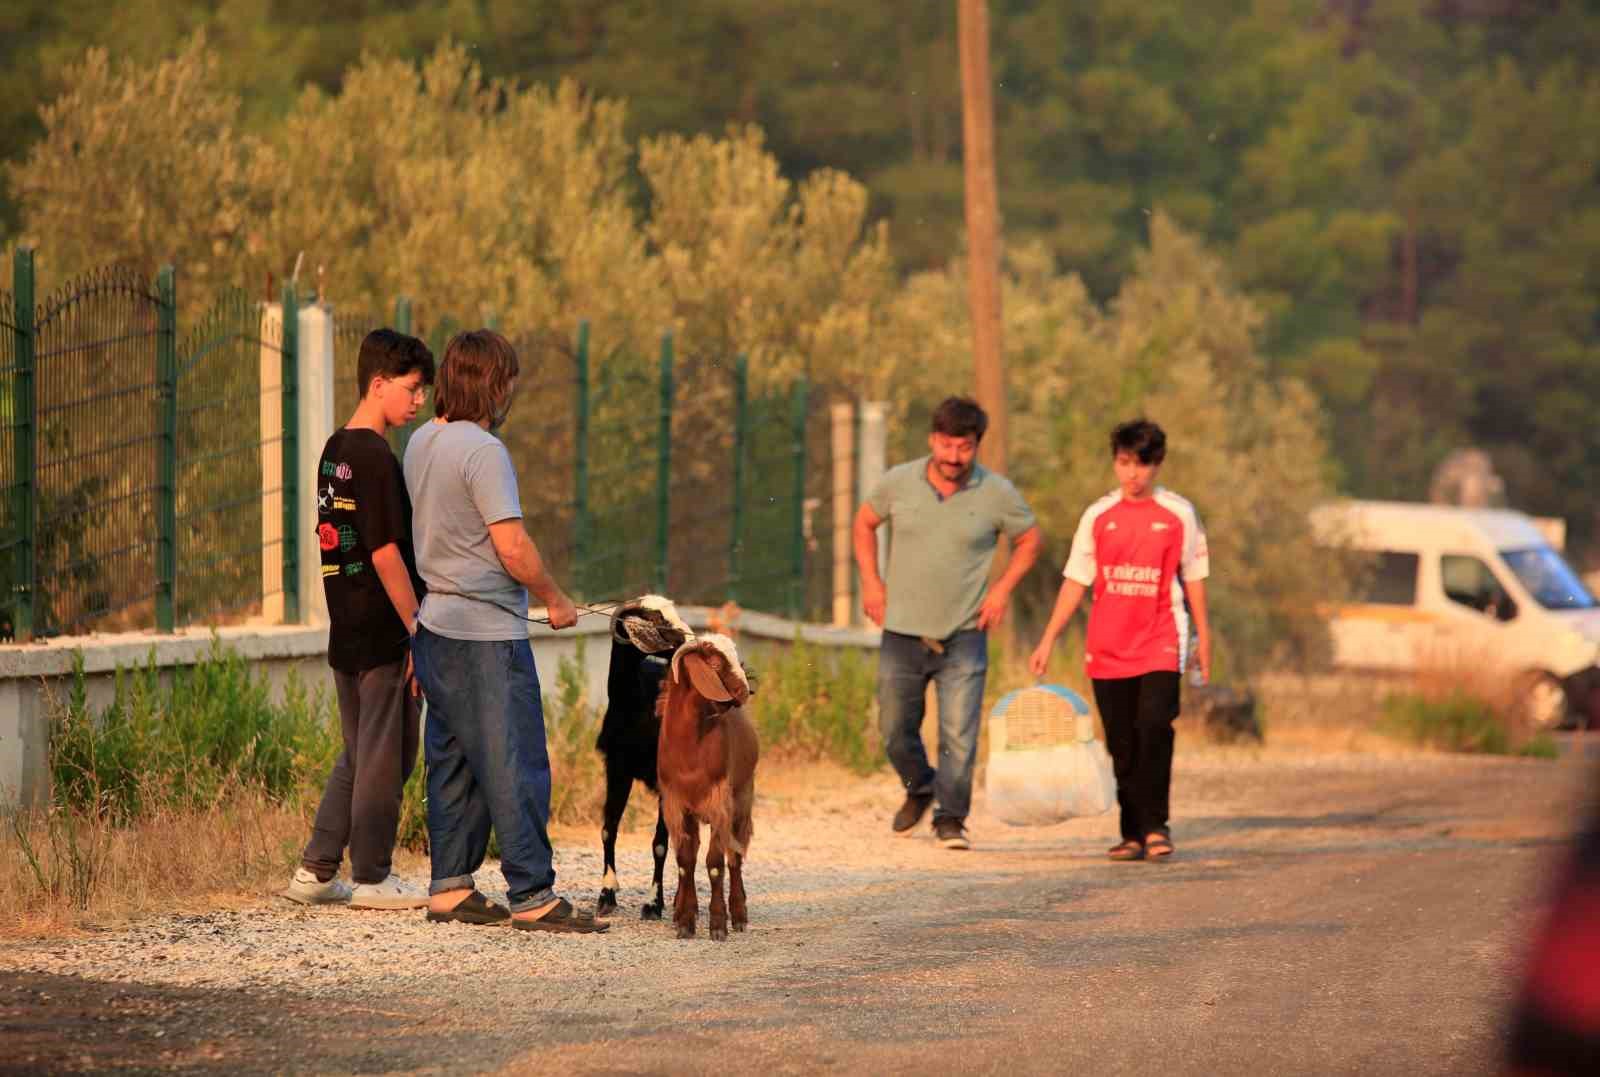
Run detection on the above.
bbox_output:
[747,637,880,774]
[8,804,112,911]
[395,758,430,854]
[1379,690,1510,755]
[542,638,609,828]
[50,641,338,822]
[1517,734,1560,760]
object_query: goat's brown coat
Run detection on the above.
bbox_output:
[656,647,758,940]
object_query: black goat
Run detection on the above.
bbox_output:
[595,595,693,919]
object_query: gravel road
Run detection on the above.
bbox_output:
[2,746,1590,1075]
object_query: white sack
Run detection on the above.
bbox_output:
[987,740,1116,826]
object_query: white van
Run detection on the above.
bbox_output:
[1311,500,1600,729]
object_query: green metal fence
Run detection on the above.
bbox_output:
[2,248,855,640]
[176,285,298,625]
[656,343,814,614]
[0,255,30,641]
[470,325,830,616]
[29,260,166,635]
[2,249,300,640]
[499,324,583,590]
[332,308,373,426]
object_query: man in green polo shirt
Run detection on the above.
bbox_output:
[853,397,1042,849]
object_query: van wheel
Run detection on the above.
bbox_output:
[1518,672,1568,731]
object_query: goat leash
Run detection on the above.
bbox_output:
[424,589,620,626]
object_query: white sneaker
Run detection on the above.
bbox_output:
[349,874,429,910]
[283,867,352,905]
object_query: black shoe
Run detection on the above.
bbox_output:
[934,817,970,850]
[892,792,934,833]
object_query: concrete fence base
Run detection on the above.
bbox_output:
[0,610,880,810]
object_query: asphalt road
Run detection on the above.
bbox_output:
[2,749,1591,1076]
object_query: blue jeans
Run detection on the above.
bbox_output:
[877,629,989,821]
[410,626,557,913]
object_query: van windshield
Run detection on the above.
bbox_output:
[1500,546,1597,610]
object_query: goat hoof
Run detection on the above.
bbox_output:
[710,924,728,942]
[731,920,747,933]
[640,903,663,921]
[597,891,618,917]
[675,922,695,939]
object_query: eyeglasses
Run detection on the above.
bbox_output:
[384,378,429,401]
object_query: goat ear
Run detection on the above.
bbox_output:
[680,651,734,703]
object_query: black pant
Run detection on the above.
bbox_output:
[1091,671,1181,843]
[302,659,421,885]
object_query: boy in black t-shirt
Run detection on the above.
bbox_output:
[283,329,435,909]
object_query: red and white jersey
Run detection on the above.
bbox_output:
[1063,487,1209,679]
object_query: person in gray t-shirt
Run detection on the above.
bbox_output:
[853,396,1041,850]
[403,329,605,935]
[406,420,530,640]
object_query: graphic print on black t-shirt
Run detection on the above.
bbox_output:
[317,428,424,674]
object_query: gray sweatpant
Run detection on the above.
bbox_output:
[301,659,421,885]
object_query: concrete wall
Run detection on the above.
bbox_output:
[0,609,880,809]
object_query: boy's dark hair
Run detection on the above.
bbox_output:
[434,329,520,426]
[930,396,988,441]
[1110,418,1166,464]
[356,328,434,400]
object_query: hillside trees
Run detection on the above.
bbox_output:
[262,43,668,348]
[7,37,895,391]
[6,37,269,305]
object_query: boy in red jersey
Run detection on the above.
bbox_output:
[1028,419,1212,861]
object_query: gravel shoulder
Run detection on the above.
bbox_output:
[2,746,1590,1076]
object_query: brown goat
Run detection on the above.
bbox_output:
[656,633,759,941]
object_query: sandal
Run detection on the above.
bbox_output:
[1145,834,1175,859]
[425,890,510,926]
[512,898,610,934]
[1107,839,1145,861]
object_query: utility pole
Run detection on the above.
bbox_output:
[958,0,1007,473]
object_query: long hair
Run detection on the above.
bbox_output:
[434,329,519,427]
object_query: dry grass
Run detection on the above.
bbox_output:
[1253,641,1558,757]
[1,637,876,939]
[2,792,311,937]
[1253,670,1425,754]
[2,756,864,940]
[1408,637,1526,713]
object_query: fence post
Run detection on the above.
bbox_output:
[789,378,810,619]
[655,332,673,594]
[9,248,35,642]
[573,321,590,598]
[858,401,889,584]
[851,400,862,624]
[259,303,283,623]
[154,266,178,632]
[296,301,335,627]
[829,399,854,627]
[280,283,300,624]
[395,296,412,336]
[728,354,748,603]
